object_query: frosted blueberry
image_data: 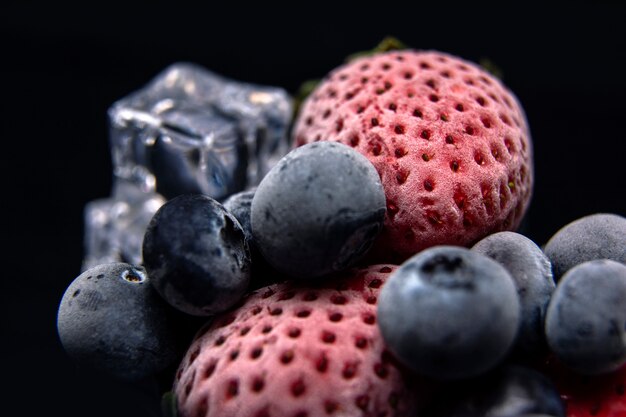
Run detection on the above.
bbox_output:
[251,142,386,279]
[544,213,626,281]
[378,246,520,380]
[57,263,180,381]
[473,231,555,357]
[223,188,282,289]
[142,194,251,316]
[222,188,256,244]
[545,259,626,374]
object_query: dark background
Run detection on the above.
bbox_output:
[2,3,625,417]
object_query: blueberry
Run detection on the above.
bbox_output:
[424,365,565,417]
[544,213,626,281]
[251,142,386,279]
[545,259,626,374]
[378,246,520,380]
[56,263,180,381]
[223,188,283,289]
[222,188,256,244]
[472,231,555,358]
[142,194,251,316]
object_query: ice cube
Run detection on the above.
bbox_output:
[108,62,293,201]
[82,188,166,271]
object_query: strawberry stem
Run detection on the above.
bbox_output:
[161,391,178,417]
[345,36,408,62]
[292,36,408,119]
[479,57,504,80]
[293,78,321,120]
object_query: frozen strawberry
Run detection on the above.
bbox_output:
[173,265,422,417]
[543,359,626,417]
[293,50,533,261]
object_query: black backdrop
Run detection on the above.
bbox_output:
[2,3,625,417]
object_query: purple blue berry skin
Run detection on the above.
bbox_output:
[472,231,555,358]
[222,188,256,244]
[56,263,180,381]
[251,141,386,279]
[142,194,251,316]
[545,259,626,375]
[222,188,283,289]
[544,213,626,281]
[377,246,520,380]
[424,365,565,417]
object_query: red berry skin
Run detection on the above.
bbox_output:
[293,50,533,262]
[173,265,426,417]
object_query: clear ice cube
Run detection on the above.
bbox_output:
[82,188,166,271]
[108,62,293,200]
[82,63,293,270]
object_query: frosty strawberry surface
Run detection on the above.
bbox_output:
[293,50,533,262]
